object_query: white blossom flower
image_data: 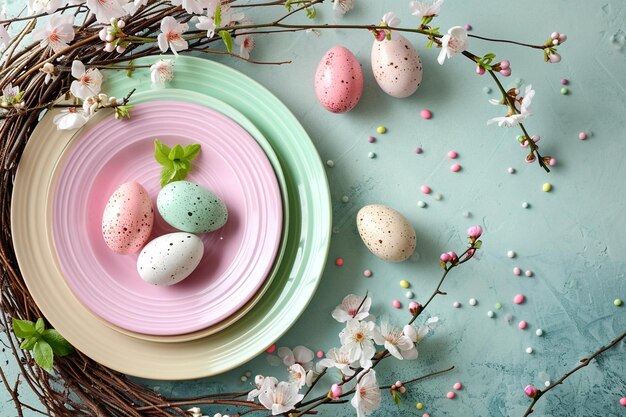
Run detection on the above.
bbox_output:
[372,320,416,360]
[437,26,468,65]
[158,16,189,55]
[333,0,354,14]
[288,364,307,389]
[247,376,277,401]
[27,0,64,14]
[350,370,381,417]
[487,113,528,128]
[305,369,318,387]
[150,59,175,86]
[316,346,356,376]
[196,15,217,39]
[332,294,372,323]
[404,317,440,343]
[85,0,126,24]
[53,107,89,130]
[259,381,304,416]
[277,346,314,370]
[381,12,400,27]
[125,0,148,16]
[339,319,376,368]
[518,84,535,113]
[32,13,75,54]
[487,85,534,127]
[1,83,20,104]
[40,63,56,84]
[70,60,103,100]
[234,31,254,59]
[0,12,11,51]
[170,0,212,15]
[410,0,443,20]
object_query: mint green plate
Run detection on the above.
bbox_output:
[13,55,331,379]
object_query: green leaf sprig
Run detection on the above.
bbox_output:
[12,317,74,372]
[154,139,201,187]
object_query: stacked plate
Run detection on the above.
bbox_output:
[11,56,331,379]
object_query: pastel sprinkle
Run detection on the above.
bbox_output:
[514,294,525,304]
[469,298,477,306]
[420,109,432,119]
[465,23,472,31]
[494,302,502,310]
[335,258,344,266]
[543,182,552,192]
[266,344,276,353]
[326,160,334,168]
[525,270,533,277]
[560,78,569,85]
[448,151,458,159]
[415,146,423,154]
[341,195,349,203]
[363,269,372,277]
[316,350,324,358]
[417,200,427,208]
[392,299,402,309]
[463,210,471,217]
[549,158,557,166]
[507,250,516,258]
[560,87,569,95]
[446,391,456,399]
[368,136,376,143]
[536,328,543,336]
[519,320,528,329]
[405,290,414,299]
[240,375,248,382]
[487,310,494,318]
[368,152,376,159]
[513,267,521,276]
[423,414,430,417]
[483,86,492,94]
[453,301,461,308]
[526,347,534,354]
[620,398,626,406]
[245,370,252,377]
[453,382,463,390]
[377,125,387,134]
[508,167,516,174]
[420,185,431,194]
[522,202,530,209]
[545,381,551,387]
[416,402,423,410]
[615,299,623,306]
[400,280,410,288]
[578,132,587,140]
[450,163,462,172]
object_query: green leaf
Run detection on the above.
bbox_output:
[12,318,35,339]
[426,39,434,49]
[20,336,38,350]
[33,340,54,372]
[42,329,74,357]
[160,167,176,187]
[126,59,135,77]
[35,318,45,335]
[214,4,221,28]
[183,144,201,160]
[154,140,173,168]
[284,0,293,11]
[114,105,133,120]
[474,240,482,249]
[219,30,233,53]
[305,6,316,19]
[168,144,185,161]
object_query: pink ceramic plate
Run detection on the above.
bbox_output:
[52,101,283,336]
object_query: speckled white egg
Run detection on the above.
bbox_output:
[314,46,364,113]
[356,204,416,262]
[102,181,154,254]
[137,232,204,286]
[371,34,423,98]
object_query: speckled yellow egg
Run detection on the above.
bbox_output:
[356,204,416,262]
[371,34,423,98]
[314,46,364,113]
[101,181,154,254]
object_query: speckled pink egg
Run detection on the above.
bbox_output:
[102,181,154,254]
[371,34,423,98]
[314,46,363,113]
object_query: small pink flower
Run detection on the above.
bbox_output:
[499,60,510,70]
[447,251,458,261]
[500,68,512,77]
[440,253,451,262]
[374,29,386,41]
[548,52,561,63]
[408,301,422,316]
[467,225,482,239]
[524,385,538,398]
[330,384,343,399]
[476,66,485,75]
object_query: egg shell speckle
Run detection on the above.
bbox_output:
[101,181,154,254]
[314,46,364,113]
[157,181,228,233]
[371,34,423,98]
[137,232,204,286]
[356,204,417,262]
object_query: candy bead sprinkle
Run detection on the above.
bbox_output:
[513,267,521,276]
[420,109,432,119]
[494,302,502,310]
[400,280,410,288]
[416,403,423,410]
[620,398,626,407]
[434,192,443,201]
[487,310,495,318]
[514,294,525,304]
[560,78,569,85]
[450,163,462,172]
[463,210,471,217]
[377,125,387,134]
[448,150,458,159]
[519,320,528,329]
[417,200,427,208]
[446,391,456,399]
[363,269,372,278]
[522,202,530,209]
[341,195,349,203]
[560,87,569,95]
[415,146,423,154]
[507,250,516,258]
[421,185,431,194]
[392,299,402,309]
[508,167,516,174]
[545,381,551,387]
[615,299,623,306]
[326,160,334,168]
[368,152,376,159]
[526,347,534,354]
[266,344,276,353]
[453,301,461,308]
[316,350,324,358]
[525,270,533,277]
[469,298,477,306]
[335,258,344,266]
[453,382,463,390]
[368,136,376,143]
[405,290,414,299]
[543,183,552,192]
[578,132,587,140]
[536,328,543,336]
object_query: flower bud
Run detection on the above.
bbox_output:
[550,31,559,40]
[395,381,403,388]
[408,302,422,316]
[499,60,510,70]
[106,33,114,42]
[500,68,512,77]
[399,386,406,394]
[467,225,482,239]
[552,39,559,46]
[374,29,385,41]
[440,253,451,262]
[525,153,536,163]
[531,135,540,143]
[447,251,458,261]
[558,33,567,43]
[104,42,114,52]
[116,45,126,54]
[118,20,126,28]
[524,385,538,398]
[476,66,485,75]
[99,28,107,41]
[254,375,264,387]
[548,52,561,63]
[330,383,343,399]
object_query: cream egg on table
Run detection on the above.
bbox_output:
[356,204,417,262]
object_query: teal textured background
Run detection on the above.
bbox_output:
[1,0,626,416]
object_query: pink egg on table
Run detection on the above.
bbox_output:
[314,46,363,113]
[101,181,154,254]
[371,34,423,98]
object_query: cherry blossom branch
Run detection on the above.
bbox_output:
[467,33,545,49]
[522,331,626,417]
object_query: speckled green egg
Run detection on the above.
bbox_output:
[157,181,228,233]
